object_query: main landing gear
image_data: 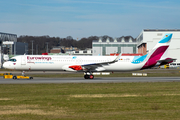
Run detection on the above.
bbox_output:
[84,72,94,79]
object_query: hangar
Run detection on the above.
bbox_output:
[0,32,28,56]
[0,32,28,67]
[136,29,180,66]
[0,32,17,55]
[92,36,137,56]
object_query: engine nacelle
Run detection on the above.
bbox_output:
[69,65,83,71]
[62,65,76,72]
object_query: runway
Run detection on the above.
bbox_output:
[0,77,180,84]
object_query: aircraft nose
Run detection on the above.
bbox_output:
[3,62,9,69]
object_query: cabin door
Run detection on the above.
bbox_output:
[21,56,26,65]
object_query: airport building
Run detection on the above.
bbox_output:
[0,32,17,55]
[0,32,29,67]
[15,42,28,55]
[136,29,180,66]
[92,36,137,56]
[0,32,28,55]
[69,49,92,56]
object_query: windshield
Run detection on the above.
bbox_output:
[8,59,17,62]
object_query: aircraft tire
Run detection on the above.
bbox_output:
[84,75,89,79]
[30,77,33,79]
[89,75,94,79]
[13,76,17,79]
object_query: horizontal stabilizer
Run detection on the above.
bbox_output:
[157,58,176,65]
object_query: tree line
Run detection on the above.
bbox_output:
[17,35,134,54]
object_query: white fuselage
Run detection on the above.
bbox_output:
[3,55,146,72]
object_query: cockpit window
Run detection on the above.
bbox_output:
[9,59,17,62]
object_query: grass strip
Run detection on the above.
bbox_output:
[0,82,180,120]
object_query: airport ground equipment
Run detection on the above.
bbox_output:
[3,73,33,79]
[0,73,5,76]
[3,73,14,79]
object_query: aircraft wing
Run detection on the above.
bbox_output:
[69,53,122,71]
[82,53,121,67]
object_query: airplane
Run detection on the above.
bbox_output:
[3,33,175,79]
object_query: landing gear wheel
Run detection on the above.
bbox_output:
[89,75,94,79]
[84,74,94,79]
[84,75,89,79]
[13,76,17,79]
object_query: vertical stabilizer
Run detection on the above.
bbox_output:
[142,33,172,69]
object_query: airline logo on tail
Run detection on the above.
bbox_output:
[158,34,172,43]
[141,33,172,69]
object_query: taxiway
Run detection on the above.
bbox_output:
[0,77,180,84]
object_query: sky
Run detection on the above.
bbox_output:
[0,0,180,39]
